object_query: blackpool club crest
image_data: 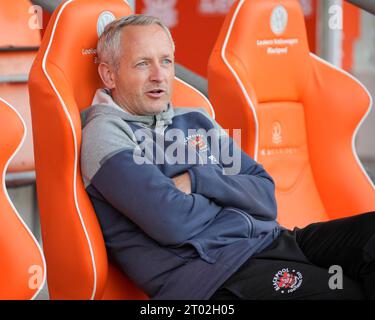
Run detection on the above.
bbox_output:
[273,268,303,294]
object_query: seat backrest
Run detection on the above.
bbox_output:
[29,0,214,299]
[0,97,46,299]
[208,0,375,228]
[0,0,40,176]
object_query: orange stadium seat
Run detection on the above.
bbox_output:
[0,0,41,186]
[208,0,375,229]
[28,0,214,299]
[0,97,46,299]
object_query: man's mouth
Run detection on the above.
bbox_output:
[146,89,165,98]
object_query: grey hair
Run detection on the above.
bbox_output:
[97,14,175,69]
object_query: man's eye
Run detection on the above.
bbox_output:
[136,61,147,67]
[162,59,172,65]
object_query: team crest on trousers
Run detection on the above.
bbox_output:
[273,268,303,294]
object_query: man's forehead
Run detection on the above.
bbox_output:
[120,24,174,57]
[121,24,170,43]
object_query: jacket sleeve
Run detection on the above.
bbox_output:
[90,148,222,246]
[187,115,277,221]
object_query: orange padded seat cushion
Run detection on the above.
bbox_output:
[208,0,375,228]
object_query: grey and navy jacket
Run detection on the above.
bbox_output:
[81,89,281,300]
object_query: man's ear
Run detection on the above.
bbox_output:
[98,62,116,89]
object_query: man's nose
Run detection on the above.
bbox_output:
[149,63,165,82]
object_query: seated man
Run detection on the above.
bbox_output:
[81,14,375,300]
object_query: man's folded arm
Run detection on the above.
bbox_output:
[90,149,222,246]
[187,114,277,221]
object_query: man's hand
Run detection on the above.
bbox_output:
[172,172,192,194]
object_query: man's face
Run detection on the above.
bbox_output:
[111,24,175,115]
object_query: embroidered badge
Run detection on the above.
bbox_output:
[184,134,208,152]
[272,268,303,294]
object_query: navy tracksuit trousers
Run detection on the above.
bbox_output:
[210,212,375,300]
